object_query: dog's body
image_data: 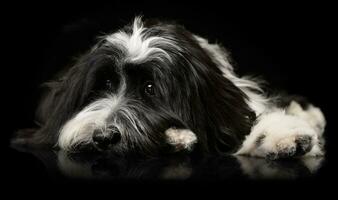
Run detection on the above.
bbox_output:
[13,17,326,159]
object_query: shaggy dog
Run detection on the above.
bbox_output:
[12,17,326,159]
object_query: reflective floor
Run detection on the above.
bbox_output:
[10,144,325,181]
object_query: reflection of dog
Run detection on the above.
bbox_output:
[10,146,324,180]
[57,152,323,180]
[236,156,323,179]
[12,17,326,159]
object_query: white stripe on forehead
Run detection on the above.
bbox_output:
[106,17,178,63]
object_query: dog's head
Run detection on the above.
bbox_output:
[27,17,255,156]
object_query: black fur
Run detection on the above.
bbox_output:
[274,94,311,110]
[12,19,256,156]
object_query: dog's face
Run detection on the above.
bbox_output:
[33,18,255,156]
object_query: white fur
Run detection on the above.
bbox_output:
[235,107,324,158]
[165,128,197,151]
[195,35,269,115]
[236,110,321,157]
[196,36,325,158]
[286,101,326,135]
[58,95,123,150]
[116,102,149,143]
[58,18,326,157]
[106,17,178,63]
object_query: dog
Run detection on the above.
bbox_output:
[12,17,326,159]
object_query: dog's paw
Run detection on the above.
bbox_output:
[235,111,324,160]
[263,134,313,160]
[286,101,326,135]
[165,128,197,152]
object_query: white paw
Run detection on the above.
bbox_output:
[235,111,324,159]
[165,128,197,152]
[286,101,326,135]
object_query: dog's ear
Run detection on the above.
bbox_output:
[12,57,96,148]
[177,33,256,154]
[35,78,68,125]
[10,77,69,148]
[202,73,256,153]
[11,77,74,148]
[11,128,40,148]
[40,64,95,140]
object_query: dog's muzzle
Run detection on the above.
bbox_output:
[92,126,121,150]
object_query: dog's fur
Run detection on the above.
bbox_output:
[12,17,326,159]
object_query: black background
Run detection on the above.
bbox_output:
[3,1,336,195]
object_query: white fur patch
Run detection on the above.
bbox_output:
[195,35,326,158]
[165,128,197,151]
[195,35,269,116]
[286,101,326,135]
[106,17,178,63]
[235,109,324,158]
[58,95,122,151]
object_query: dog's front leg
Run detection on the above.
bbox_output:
[165,128,198,152]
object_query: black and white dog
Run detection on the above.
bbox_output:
[13,17,326,159]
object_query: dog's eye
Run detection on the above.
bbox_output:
[144,82,155,96]
[106,79,112,89]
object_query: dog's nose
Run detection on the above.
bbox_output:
[108,126,122,144]
[92,126,121,150]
